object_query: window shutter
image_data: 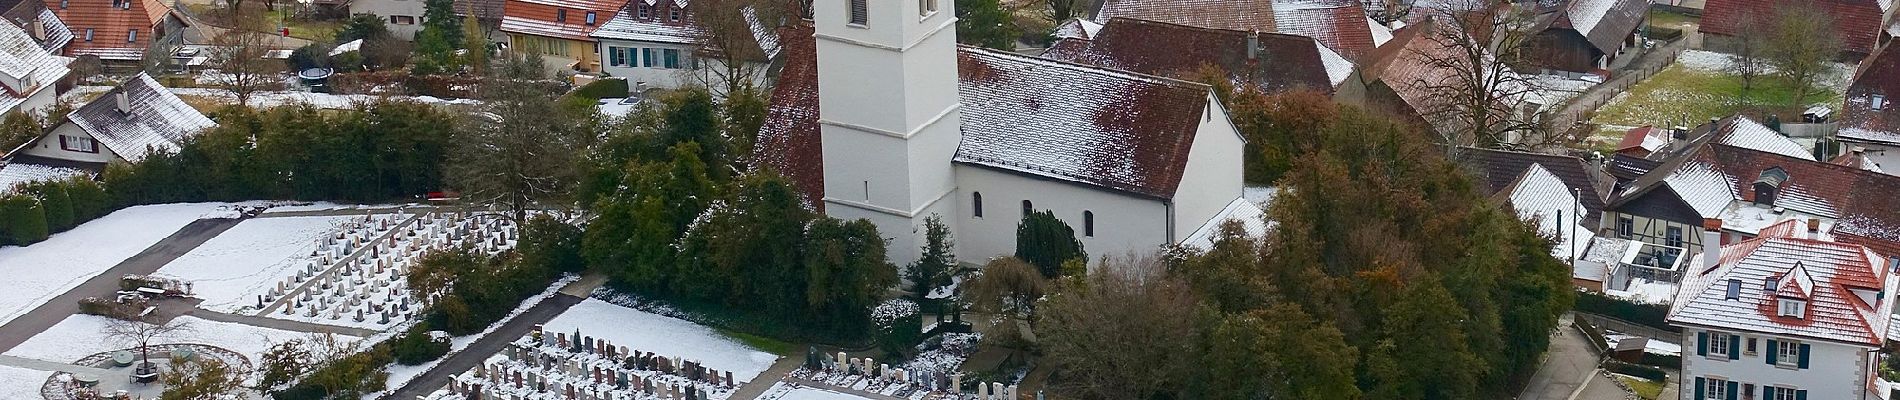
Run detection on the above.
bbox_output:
[1797,344,1810,369]
[1763,388,1775,400]
[1698,332,1708,356]
[58,135,66,148]
[1726,381,1738,400]
[1694,377,1705,400]
[1795,390,1807,400]
[1729,335,1740,360]
[1765,339,1777,364]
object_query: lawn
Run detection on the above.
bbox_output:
[1618,375,1665,400]
[182,2,342,42]
[1648,9,1698,31]
[1588,62,1841,144]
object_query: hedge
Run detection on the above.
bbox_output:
[1639,352,1682,369]
[1575,291,1673,331]
[570,78,630,100]
[1604,360,1667,381]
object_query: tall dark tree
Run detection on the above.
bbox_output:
[955,0,1017,50]
[448,55,590,221]
[412,0,466,74]
[906,214,956,299]
[1015,210,1085,278]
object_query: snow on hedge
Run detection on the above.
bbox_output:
[4,314,360,363]
[154,216,359,313]
[538,299,778,384]
[0,203,234,326]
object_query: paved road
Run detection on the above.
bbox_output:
[1520,313,1614,400]
[191,309,378,337]
[0,218,244,353]
[383,293,586,400]
[727,356,805,400]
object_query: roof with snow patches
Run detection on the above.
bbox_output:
[59,73,215,163]
[1701,0,1887,55]
[0,160,83,194]
[1041,17,1345,92]
[1533,0,1649,54]
[751,24,822,209]
[591,3,780,61]
[1501,163,1596,260]
[1092,0,1392,60]
[1840,43,1900,146]
[1669,219,1895,346]
[0,14,67,115]
[1458,146,1608,229]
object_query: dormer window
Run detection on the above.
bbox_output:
[556,9,567,23]
[1875,94,1888,111]
[637,3,650,19]
[585,11,596,25]
[58,0,65,9]
[1752,167,1788,206]
[1777,298,1806,318]
[668,6,680,22]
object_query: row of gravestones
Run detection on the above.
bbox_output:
[804,348,1032,399]
[446,372,713,400]
[528,328,736,387]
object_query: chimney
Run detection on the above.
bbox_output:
[114,91,129,114]
[1245,32,1259,60]
[1806,218,1822,240]
[1670,126,1687,140]
[1702,218,1724,270]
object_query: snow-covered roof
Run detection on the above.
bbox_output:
[590,5,700,44]
[1505,164,1595,260]
[1717,116,1813,161]
[328,39,362,56]
[0,15,67,115]
[1180,196,1270,250]
[1041,18,1341,94]
[1093,0,1385,60]
[0,162,84,194]
[62,73,216,163]
[1669,221,1895,346]
[1052,18,1104,41]
[33,9,71,52]
[954,46,1214,199]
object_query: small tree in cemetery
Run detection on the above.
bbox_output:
[1015,209,1085,278]
[101,312,192,380]
[907,214,956,299]
[159,357,245,400]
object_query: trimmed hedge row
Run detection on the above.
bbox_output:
[1605,360,1667,381]
[1575,291,1673,331]
[0,176,111,246]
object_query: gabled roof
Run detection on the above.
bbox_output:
[1500,163,1596,260]
[1537,0,1648,54]
[954,47,1213,199]
[0,159,83,194]
[60,73,215,162]
[0,12,67,114]
[1457,146,1608,228]
[1700,0,1886,55]
[47,0,172,60]
[1616,125,1670,155]
[753,23,1222,204]
[499,0,629,40]
[1611,142,1900,256]
[1669,222,1894,346]
[1051,18,1103,41]
[1180,196,1270,250]
[590,2,778,61]
[1092,0,1390,60]
[1352,16,1464,128]
[1840,43,1900,146]
[31,9,70,52]
[1041,17,1342,93]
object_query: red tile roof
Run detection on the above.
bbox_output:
[1670,225,1894,346]
[46,0,169,59]
[1616,125,1669,156]
[1093,0,1387,60]
[1040,17,1337,94]
[500,0,628,40]
[1701,0,1888,55]
[1841,44,1900,146]
[752,23,1219,205]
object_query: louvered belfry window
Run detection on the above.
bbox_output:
[848,0,867,25]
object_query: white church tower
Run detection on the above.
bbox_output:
[813,0,964,265]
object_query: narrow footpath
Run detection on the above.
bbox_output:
[0,218,245,353]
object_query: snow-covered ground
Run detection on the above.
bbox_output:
[1606,279,1679,305]
[539,299,779,384]
[0,203,234,327]
[1675,50,1854,94]
[757,382,875,400]
[4,314,360,363]
[1526,74,1597,109]
[155,216,360,313]
[1605,332,1683,356]
[0,364,51,399]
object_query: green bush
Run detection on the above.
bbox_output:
[1575,292,1675,332]
[570,78,630,100]
[873,299,923,358]
[1604,360,1666,381]
[27,182,72,232]
[1638,351,1681,369]
[1649,27,1684,42]
[390,324,451,365]
[0,195,48,245]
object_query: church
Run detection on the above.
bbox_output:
[754,0,1253,266]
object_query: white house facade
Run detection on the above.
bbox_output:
[591,0,776,91]
[348,0,427,40]
[1668,219,1897,400]
[757,0,1248,267]
[8,73,215,166]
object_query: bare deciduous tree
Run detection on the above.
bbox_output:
[448,53,589,221]
[209,7,283,107]
[1729,15,1770,101]
[1411,1,1549,150]
[101,314,192,377]
[1046,0,1084,21]
[690,0,785,98]
[1363,0,1416,25]
[1764,0,1842,106]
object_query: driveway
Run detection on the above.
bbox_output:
[1520,313,1633,400]
[0,218,244,353]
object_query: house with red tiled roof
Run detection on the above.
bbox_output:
[1668,218,1897,400]
[499,0,626,72]
[1839,43,1900,176]
[1090,0,1393,61]
[1699,0,1894,61]
[1040,17,1349,94]
[753,0,1248,266]
[43,0,184,62]
[1334,16,1538,138]
[1521,0,1648,74]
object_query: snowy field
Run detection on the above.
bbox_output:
[0,364,50,399]
[155,216,359,313]
[539,299,779,383]
[4,314,361,363]
[758,383,875,400]
[261,202,417,214]
[0,203,233,327]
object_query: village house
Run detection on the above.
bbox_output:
[1839,43,1900,175]
[1669,218,1898,400]
[1698,0,1893,61]
[1089,0,1392,61]
[1040,17,1350,94]
[588,0,778,90]
[753,0,1250,266]
[1333,16,1540,139]
[4,73,214,169]
[349,0,427,40]
[0,0,72,54]
[499,0,623,72]
[42,0,186,63]
[1520,0,1649,75]
[0,7,69,118]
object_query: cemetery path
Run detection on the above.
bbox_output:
[189,309,379,337]
[0,218,244,354]
[384,293,587,400]
[728,356,806,400]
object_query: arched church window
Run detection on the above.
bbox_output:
[1021,200,1032,217]
[972,192,983,218]
[1084,211,1094,237]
